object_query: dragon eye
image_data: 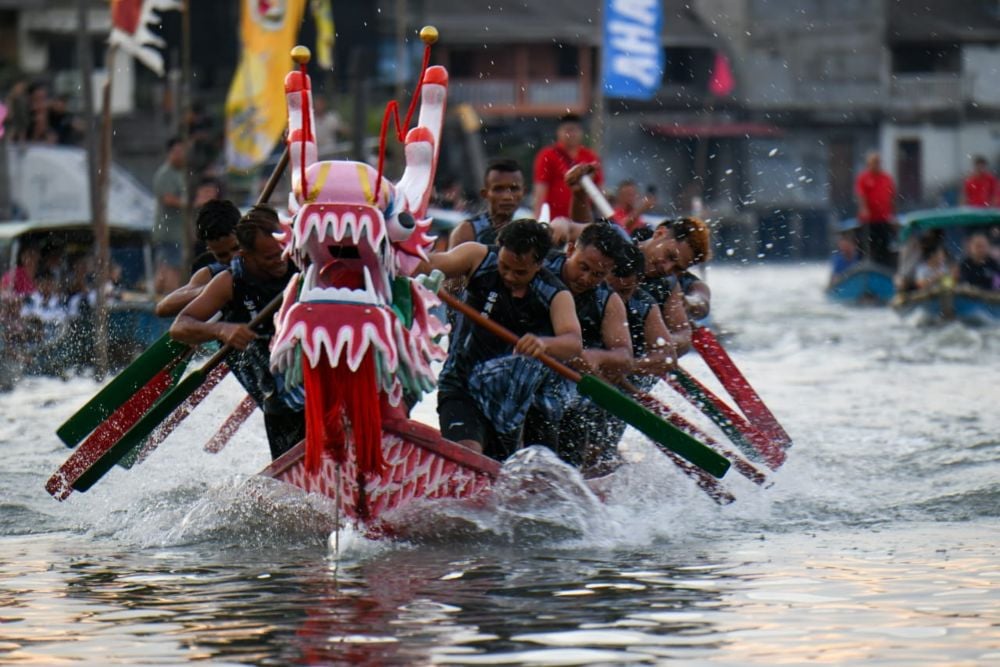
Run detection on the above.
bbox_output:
[387,210,416,242]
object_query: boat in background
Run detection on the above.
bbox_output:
[827,260,896,305]
[891,208,1000,324]
[0,218,169,389]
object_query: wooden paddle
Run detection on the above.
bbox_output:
[56,334,191,448]
[437,290,731,479]
[618,379,769,487]
[691,326,792,449]
[204,394,258,454]
[55,147,291,450]
[64,292,285,494]
[666,367,786,469]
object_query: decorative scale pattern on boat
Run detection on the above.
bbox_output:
[274,432,494,528]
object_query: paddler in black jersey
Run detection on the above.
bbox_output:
[446,158,524,248]
[543,221,634,468]
[419,219,582,461]
[155,199,242,317]
[169,205,305,460]
[632,216,713,329]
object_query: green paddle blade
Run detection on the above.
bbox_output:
[71,369,207,493]
[577,374,731,478]
[56,333,189,448]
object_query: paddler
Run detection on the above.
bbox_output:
[169,205,305,460]
[418,218,582,461]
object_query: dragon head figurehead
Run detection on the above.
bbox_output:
[270,39,448,476]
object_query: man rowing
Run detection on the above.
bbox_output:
[169,205,305,460]
[447,158,525,248]
[155,199,242,317]
[544,221,633,467]
[420,218,582,460]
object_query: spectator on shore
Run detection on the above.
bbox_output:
[3,80,30,142]
[610,180,655,234]
[152,137,188,294]
[25,82,56,144]
[855,151,898,268]
[532,113,603,220]
[958,233,1000,290]
[961,156,999,208]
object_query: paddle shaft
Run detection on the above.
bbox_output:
[437,291,730,478]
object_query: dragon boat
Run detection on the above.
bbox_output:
[244,35,518,536]
[49,33,754,533]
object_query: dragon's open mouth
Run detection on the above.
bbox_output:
[293,203,393,305]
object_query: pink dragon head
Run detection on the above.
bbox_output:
[270,44,449,475]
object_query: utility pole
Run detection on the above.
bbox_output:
[592,1,606,158]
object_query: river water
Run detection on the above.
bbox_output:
[1,262,997,666]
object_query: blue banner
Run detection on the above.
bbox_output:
[602,0,664,100]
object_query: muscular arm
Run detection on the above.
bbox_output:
[447,220,475,250]
[155,266,217,317]
[417,242,489,281]
[535,290,582,360]
[662,286,692,357]
[170,272,256,350]
[579,293,633,375]
[684,279,712,320]
[632,306,677,376]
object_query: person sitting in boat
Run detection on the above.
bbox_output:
[545,221,633,467]
[155,199,242,317]
[1,244,40,298]
[421,218,582,461]
[575,241,680,471]
[169,205,305,460]
[828,231,860,287]
[913,242,955,291]
[958,233,1000,291]
[447,158,525,248]
[633,217,713,326]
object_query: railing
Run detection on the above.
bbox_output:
[889,74,965,110]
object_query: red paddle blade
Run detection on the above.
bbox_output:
[45,367,176,501]
[691,327,793,448]
[204,394,258,453]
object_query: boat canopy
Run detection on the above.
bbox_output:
[899,207,1000,241]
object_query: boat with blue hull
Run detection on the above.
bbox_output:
[827,261,896,305]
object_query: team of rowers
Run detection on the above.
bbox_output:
[158,159,712,472]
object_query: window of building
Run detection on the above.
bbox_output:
[891,43,961,74]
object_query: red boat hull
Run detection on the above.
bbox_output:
[259,417,500,537]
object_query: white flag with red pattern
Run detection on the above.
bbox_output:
[109,0,181,76]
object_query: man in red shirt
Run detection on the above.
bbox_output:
[855,151,898,268]
[532,113,603,220]
[961,155,998,208]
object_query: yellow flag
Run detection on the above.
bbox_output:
[225,0,307,171]
[311,0,335,69]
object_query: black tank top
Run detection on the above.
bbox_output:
[439,247,566,395]
[625,287,657,357]
[544,251,612,349]
[469,213,499,245]
[641,270,702,307]
[222,256,297,414]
